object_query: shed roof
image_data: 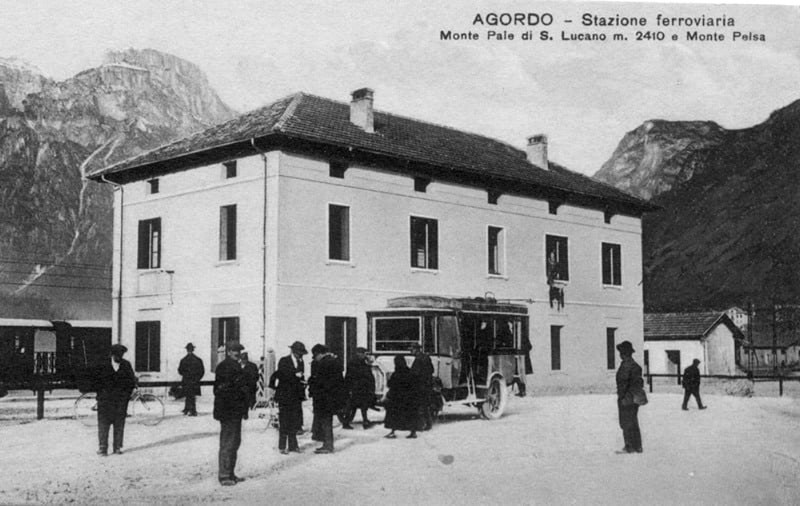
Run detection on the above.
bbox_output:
[87,92,654,214]
[644,312,743,341]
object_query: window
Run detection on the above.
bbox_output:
[137,218,161,269]
[373,317,420,352]
[545,235,568,282]
[548,200,560,215]
[329,161,347,178]
[606,328,616,370]
[219,205,237,261]
[223,161,237,179]
[135,321,161,372]
[550,325,562,370]
[211,317,239,371]
[414,177,430,193]
[487,190,500,205]
[488,226,505,275]
[602,242,622,286]
[410,216,438,269]
[328,204,350,261]
[147,179,159,195]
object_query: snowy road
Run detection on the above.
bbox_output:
[1,393,798,505]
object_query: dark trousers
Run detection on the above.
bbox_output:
[183,393,197,414]
[218,418,242,481]
[97,400,128,452]
[682,388,704,408]
[618,403,642,451]
[314,411,334,450]
[278,403,302,451]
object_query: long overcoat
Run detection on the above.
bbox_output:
[308,354,346,415]
[178,353,205,396]
[345,357,375,409]
[384,366,419,431]
[95,359,136,417]
[213,357,249,421]
[683,364,701,391]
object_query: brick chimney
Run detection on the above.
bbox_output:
[526,134,548,169]
[350,88,374,133]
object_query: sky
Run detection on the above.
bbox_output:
[1,0,799,175]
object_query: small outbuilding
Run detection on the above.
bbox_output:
[643,312,743,376]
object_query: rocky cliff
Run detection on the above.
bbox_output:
[596,100,800,311]
[594,120,727,200]
[0,49,235,319]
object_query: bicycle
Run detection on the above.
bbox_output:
[74,388,165,427]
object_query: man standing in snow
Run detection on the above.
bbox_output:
[213,342,248,486]
[178,342,204,416]
[308,344,345,454]
[95,344,136,456]
[682,359,706,410]
[615,340,643,454]
[240,351,259,411]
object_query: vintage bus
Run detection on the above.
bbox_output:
[367,295,530,419]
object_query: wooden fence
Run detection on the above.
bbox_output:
[645,373,800,396]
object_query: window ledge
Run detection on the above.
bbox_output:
[487,274,509,281]
[602,284,623,290]
[411,268,439,275]
[215,260,240,267]
[326,260,356,268]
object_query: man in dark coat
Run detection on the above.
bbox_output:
[240,351,260,411]
[213,342,248,486]
[343,347,376,429]
[682,358,707,410]
[410,343,434,431]
[95,344,136,456]
[268,341,307,454]
[308,344,345,454]
[615,340,644,454]
[178,342,204,416]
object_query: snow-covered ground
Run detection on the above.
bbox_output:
[1,391,799,505]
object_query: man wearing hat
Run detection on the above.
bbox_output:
[682,358,707,410]
[343,347,376,429]
[178,343,205,416]
[268,341,308,453]
[213,341,249,486]
[615,340,644,454]
[95,344,136,456]
[308,343,346,454]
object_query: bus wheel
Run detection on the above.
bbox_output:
[479,375,508,420]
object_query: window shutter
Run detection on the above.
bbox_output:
[613,246,621,285]
[151,323,161,372]
[210,319,219,372]
[228,206,237,260]
[602,243,611,284]
[138,221,149,269]
[560,238,569,280]
[429,219,438,269]
[135,322,147,371]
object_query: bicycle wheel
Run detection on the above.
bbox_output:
[131,393,164,426]
[74,393,98,427]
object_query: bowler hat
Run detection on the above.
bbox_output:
[185,342,195,351]
[289,341,308,355]
[616,341,635,354]
[693,358,701,364]
[226,341,244,352]
[110,344,128,356]
[311,343,328,355]
[355,347,368,354]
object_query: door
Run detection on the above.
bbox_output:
[325,317,357,370]
[666,349,681,385]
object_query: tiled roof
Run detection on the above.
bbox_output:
[88,92,652,212]
[644,312,742,341]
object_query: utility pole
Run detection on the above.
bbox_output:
[772,300,778,374]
